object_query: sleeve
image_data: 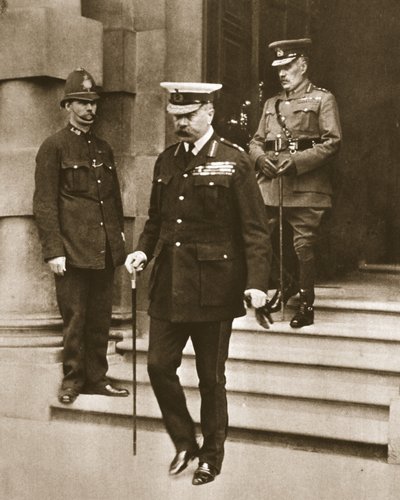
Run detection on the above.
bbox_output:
[233,152,272,293]
[294,92,342,175]
[33,137,65,261]
[249,100,269,165]
[135,157,162,260]
[109,146,125,231]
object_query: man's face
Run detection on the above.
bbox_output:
[278,58,307,92]
[172,105,214,143]
[66,100,97,129]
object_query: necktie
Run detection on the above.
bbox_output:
[183,142,194,166]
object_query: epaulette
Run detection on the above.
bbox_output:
[313,84,329,93]
[172,142,183,157]
[220,137,245,152]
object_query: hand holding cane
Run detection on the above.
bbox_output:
[131,268,137,456]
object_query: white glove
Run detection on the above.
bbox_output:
[244,289,267,309]
[48,256,66,276]
[125,251,147,273]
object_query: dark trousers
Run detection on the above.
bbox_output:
[55,265,115,390]
[266,206,325,294]
[147,318,232,472]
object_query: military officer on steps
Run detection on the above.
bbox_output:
[125,82,272,485]
[249,38,342,328]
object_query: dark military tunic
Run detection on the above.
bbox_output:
[137,133,271,322]
[33,125,125,269]
[249,79,342,207]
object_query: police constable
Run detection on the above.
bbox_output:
[125,82,272,485]
[249,39,342,328]
[33,68,129,404]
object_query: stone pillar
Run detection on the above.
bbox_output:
[0,0,103,419]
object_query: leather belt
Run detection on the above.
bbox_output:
[264,138,321,153]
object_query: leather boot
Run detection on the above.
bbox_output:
[290,289,314,328]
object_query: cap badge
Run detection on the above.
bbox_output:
[82,74,93,91]
[276,48,284,57]
[172,92,184,104]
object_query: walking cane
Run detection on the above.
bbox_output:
[131,268,137,456]
[276,135,285,322]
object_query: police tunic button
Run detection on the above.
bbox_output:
[176,219,182,224]
[74,165,78,169]
[100,200,104,205]
[209,181,215,186]
[179,195,184,201]
[97,179,101,184]
[223,254,228,259]
[100,222,104,226]
[183,173,188,178]
[175,242,181,247]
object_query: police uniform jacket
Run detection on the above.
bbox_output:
[249,79,342,207]
[33,125,126,269]
[136,133,271,322]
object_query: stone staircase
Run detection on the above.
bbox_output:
[50,272,400,459]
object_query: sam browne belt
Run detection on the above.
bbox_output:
[264,138,321,153]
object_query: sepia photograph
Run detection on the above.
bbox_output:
[1,1,400,499]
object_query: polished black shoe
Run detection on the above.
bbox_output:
[169,449,198,475]
[192,462,218,486]
[58,387,79,404]
[83,383,129,397]
[290,302,314,328]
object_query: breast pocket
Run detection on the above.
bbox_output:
[153,173,173,212]
[61,161,90,193]
[194,175,230,217]
[291,102,320,132]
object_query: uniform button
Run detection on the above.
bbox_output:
[281,116,286,121]
[175,242,181,247]
[179,195,184,201]
[97,179,101,184]
[100,250,105,254]
[100,200,104,205]
[209,181,215,186]
[183,173,188,178]
[100,222,104,226]
[223,254,228,259]
[176,219,182,224]
[304,108,308,112]
[274,152,279,156]
[73,165,78,169]
[157,178,162,183]
[88,140,91,144]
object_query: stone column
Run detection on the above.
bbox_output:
[0,0,103,419]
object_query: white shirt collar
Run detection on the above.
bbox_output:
[184,126,214,155]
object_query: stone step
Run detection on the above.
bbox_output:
[117,323,400,373]
[107,355,400,407]
[50,385,388,445]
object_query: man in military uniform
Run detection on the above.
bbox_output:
[33,68,129,404]
[125,82,272,485]
[249,39,342,328]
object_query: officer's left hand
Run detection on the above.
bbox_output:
[244,289,267,308]
[277,158,296,176]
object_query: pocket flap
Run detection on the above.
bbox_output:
[153,173,173,185]
[61,160,90,170]
[292,102,319,114]
[197,242,235,261]
[194,175,230,187]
